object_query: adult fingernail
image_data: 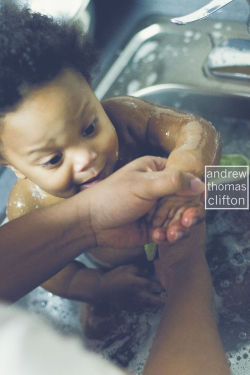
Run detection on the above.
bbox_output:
[191,178,205,194]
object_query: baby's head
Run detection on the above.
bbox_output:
[0,1,118,198]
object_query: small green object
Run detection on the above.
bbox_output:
[220,154,250,167]
[144,242,157,261]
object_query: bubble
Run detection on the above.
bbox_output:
[127,80,140,95]
[236,274,244,284]
[243,248,250,261]
[184,30,194,38]
[194,32,201,41]
[239,331,248,340]
[212,31,222,39]
[133,41,158,63]
[232,252,244,265]
[146,53,156,62]
[220,279,230,288]
[214,23,222,30]
[146,72,157,85]
[40,301,47,308]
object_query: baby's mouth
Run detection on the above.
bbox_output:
[78,170,105,190]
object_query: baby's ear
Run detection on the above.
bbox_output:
[4,164,26,179]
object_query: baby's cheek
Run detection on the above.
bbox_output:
[100,131,118,161]
[40,174,74,198]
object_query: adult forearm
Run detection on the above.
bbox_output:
[0,194,96,302]
[144,253,229,375]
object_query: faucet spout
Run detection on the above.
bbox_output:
[170,0,234,25]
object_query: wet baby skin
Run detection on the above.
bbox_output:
[1,69,221,310]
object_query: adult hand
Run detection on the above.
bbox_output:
[84,156,205,249]
[0,156,204,302]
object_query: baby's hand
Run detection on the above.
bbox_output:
[147,193,204,243]
[92,264,164,310]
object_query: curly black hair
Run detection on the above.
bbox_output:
[0,1,97,112]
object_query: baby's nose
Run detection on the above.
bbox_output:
[73,150,97,173]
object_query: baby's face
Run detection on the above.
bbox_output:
[1,69,118,198]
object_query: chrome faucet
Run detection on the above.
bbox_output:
[170,0,235,25]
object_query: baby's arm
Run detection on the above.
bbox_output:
[102,96,221,174]
[103,96,221,240]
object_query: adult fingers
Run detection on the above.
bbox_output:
[142,169,205,201]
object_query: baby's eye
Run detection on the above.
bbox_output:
[43,153,62,167]
[81,119,97,137]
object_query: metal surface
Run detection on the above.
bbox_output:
[170,0,234,25]
[95,18,250,101]
[206,38,250,80]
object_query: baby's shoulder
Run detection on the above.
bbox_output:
[7,179,63,220]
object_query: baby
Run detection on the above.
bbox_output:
[0,3,220,335]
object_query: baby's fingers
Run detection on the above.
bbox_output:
[137,290,166,307]
[181,205,205,227]
[166,223,189,243]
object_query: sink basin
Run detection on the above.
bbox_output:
[134,84,250,157]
